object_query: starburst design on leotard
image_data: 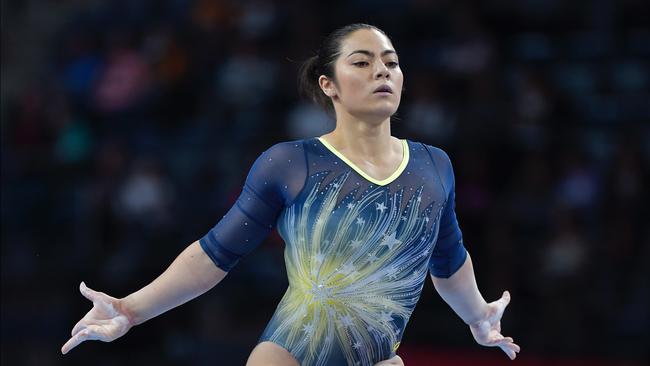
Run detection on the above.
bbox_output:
[261,171,446,365]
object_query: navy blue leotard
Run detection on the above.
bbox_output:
[200,137,467,366]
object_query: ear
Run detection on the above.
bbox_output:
[318,75,337,98]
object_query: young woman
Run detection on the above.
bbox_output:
[61,24,520,366]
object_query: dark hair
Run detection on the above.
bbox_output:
[298,23,389,113]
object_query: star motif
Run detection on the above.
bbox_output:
[401,216,407,221]
[347,203,354,209]
[339,315,354,327]
[380,311,394,324]
[417,196,422,202]
[352,341,363,349]
[385,265,400,279]
[356,217,366,226]
[381,232,402,251]
[350,239,362,248]
[375,202,387,214]
[424,216,430,223]
[333,183,340,189]
[302,322,314,335]
[367,253,379,263]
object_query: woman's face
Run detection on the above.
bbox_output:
[321,28,403,122]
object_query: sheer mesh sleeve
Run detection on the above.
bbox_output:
[199,141,307,271]
[425,145,468,278]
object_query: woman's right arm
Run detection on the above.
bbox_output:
[61,241,226,354]
[61,141,305,355]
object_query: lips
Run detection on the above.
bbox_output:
[373,85,393,94]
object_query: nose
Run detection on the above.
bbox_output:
[374,62,390,79]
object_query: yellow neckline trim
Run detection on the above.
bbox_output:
[317,137,410,186]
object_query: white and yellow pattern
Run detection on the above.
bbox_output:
[261,171,443,366]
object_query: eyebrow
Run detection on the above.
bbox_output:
[346,49,397,58]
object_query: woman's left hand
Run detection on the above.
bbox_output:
[469,290,520,360]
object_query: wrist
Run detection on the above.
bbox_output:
[464,301,489,327]
[118,296,139,327]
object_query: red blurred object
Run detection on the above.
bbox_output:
[398,345,640,366]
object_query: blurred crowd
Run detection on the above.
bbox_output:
[1,0,649,365]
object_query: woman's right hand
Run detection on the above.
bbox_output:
[61,282,133,354]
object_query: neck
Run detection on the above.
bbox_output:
[321,110,396,161]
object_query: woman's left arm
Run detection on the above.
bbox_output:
[431,252,521,360]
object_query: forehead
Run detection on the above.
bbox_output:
[339,28,395,56]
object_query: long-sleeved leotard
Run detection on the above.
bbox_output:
[200,137,467,366]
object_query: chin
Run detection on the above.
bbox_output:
[357,101,399,119]
[369,106,399,120]
[344,99,400,122]
[353,110,397,123]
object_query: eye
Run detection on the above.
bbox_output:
[353,61,369,67]
[386,61,399,68]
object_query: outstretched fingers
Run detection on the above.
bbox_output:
[61,328,94,355]
[472,291,519,360]
[71,319,88,337]
[484,332,510,346]
[71,282,101,336]
[494,291,518,360]
[497,338,520,360]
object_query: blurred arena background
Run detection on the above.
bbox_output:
[1,0,648,365]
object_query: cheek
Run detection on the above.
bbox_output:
[341,73,366,94]
[337,84,365,104]
[394,71,404,89]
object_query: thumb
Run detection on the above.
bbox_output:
[487,291,511,324]
[499,290,511,307]
[79,282,102,303]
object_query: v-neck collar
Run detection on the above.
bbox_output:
[317,137,410,186]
